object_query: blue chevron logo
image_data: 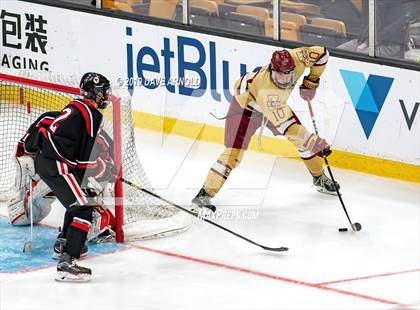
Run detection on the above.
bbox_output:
[340,70,394,139]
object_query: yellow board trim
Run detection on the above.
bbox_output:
[1,81,417,183]
[133,110,420,184]
[0,85,71,110]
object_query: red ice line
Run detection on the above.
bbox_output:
[315,269,420,285]
[1,240,412,307]
[0,213,412,306]
[132,244,405,306]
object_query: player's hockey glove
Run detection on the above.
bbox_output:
[307,134,332,158]
[101,152,118,182]
[15,142,25,157]
[299,76,319,101]
[91,153,117,184]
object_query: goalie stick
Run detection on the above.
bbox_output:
[306,99,362,232]
[121,178,289,252]
[23,176,34,253]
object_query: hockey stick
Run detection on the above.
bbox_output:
[121,178,288,252]
[23,176,33,252]
[306,99,362,232]
[23,101,34,252]
[210,107,263,121]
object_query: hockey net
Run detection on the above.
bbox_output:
[0,71,192,242]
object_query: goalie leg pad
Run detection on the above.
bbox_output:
[87,205,116,243]
[7,194,28,226]
[7,180,55,226]
[32,196,54,222]
[203,147,244,197]
[7,196,55,225]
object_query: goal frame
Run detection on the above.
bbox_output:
[0,73,124,242]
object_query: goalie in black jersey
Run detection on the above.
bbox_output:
[8,72,117,282]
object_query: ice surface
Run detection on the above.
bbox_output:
[1,128,419,310]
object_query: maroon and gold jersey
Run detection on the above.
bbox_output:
[233,46,328,128]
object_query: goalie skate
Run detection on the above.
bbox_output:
[55,253,91,282]
[313,173,340,195]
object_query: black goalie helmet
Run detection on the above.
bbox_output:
[79,72,111,109]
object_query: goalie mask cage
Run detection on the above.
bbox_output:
[0,72,192,242]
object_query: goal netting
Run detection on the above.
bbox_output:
[0,70,193,242]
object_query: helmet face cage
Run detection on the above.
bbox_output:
[270,50,296,89]
[271,70,296,89]
[80,73,111,109]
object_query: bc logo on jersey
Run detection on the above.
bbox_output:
[340,70,394,139]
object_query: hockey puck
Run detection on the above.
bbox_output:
[353,222,362,231]
[338,228,348,232]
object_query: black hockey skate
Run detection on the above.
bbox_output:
[313,173,340,195]
[191,188,217,214]
[52,230,88,260]
[55,253,91,282]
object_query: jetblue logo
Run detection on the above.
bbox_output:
[125,26,258,103]
[340,69,394,139]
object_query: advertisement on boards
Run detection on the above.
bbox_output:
[1,1,419,165]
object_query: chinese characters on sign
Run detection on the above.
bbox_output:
[1,9,49,71]
[25,13,48,53]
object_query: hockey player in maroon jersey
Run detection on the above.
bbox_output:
[192,47,339,212]
[32,72,114,282]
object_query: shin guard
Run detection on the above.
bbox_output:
[66,208,92,258]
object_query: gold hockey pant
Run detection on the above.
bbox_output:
[202,99,324,197]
